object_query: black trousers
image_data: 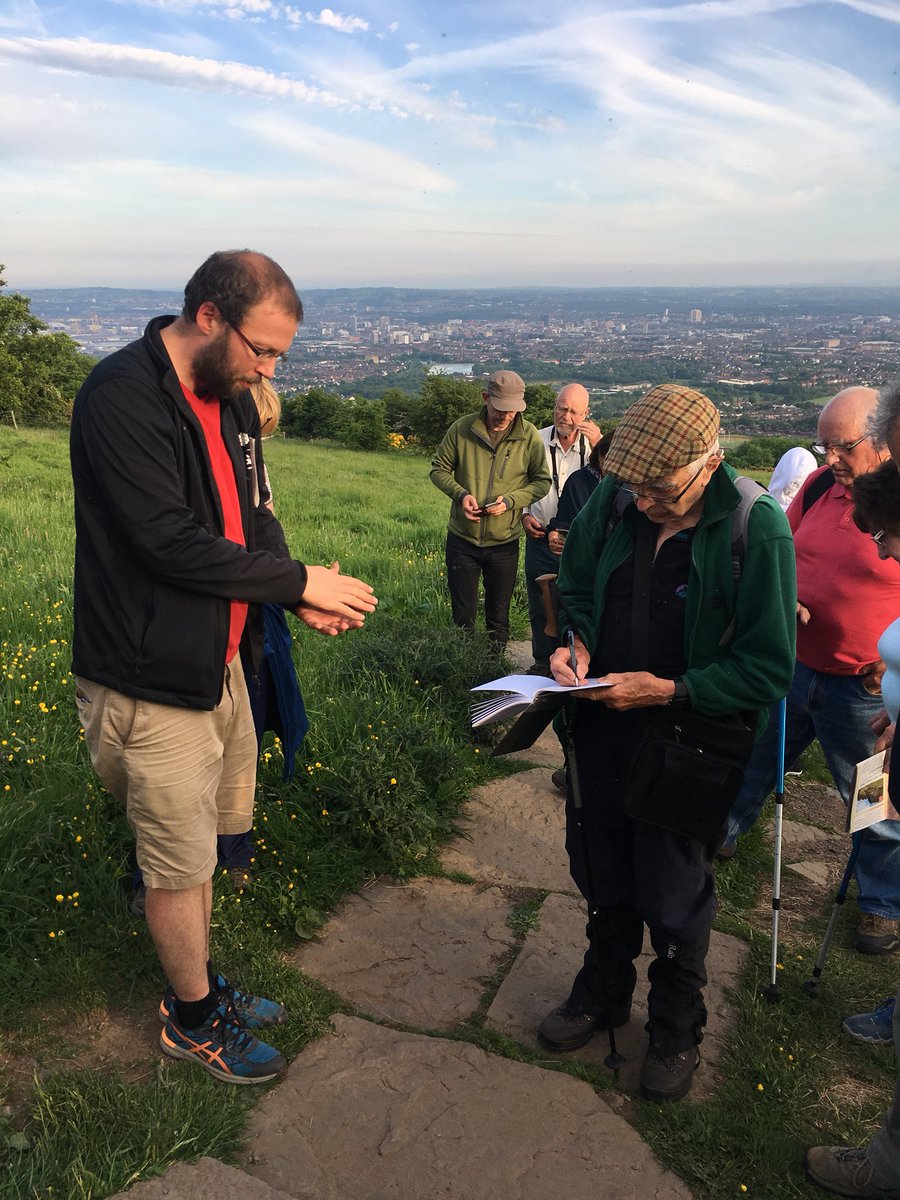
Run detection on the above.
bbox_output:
[524,537,561,664]
[445,532,520,647]
[564,704,716,1056]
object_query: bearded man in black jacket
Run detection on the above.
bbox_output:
[70,249,377,1084]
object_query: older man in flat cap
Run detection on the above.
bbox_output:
[538,384,796,1100]
[430,370,550,648]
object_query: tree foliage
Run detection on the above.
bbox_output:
[415,375,485,448]
[728,436,802,469]
[0,266,95,426]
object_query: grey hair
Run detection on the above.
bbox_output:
[868,380,900,448]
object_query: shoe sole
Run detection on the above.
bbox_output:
[640,1053,700,1102]
[841,1023,894,1046]
[855,940,900,955]
[159,1030,284,1085]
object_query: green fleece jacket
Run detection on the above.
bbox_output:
[430,408,551,547]
[557,464,797,724]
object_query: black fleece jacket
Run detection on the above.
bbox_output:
[70,316,308,709]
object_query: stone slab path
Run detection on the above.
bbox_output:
[113,641,781,1200]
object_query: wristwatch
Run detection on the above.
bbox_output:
[667,679,690,708]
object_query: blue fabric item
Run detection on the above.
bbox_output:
[259,602,308,780]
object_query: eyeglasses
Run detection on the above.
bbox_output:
[226,319,289,363]
[871,529,886,546]
[617,461,707,505]
[811,436,867,457]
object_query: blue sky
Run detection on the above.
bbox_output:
[2,0,900,288]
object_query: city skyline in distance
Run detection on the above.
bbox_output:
[3,0,900,290]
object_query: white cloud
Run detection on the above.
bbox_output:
[0,36,355,108]
[305,8,368,32]
[130,0,275,12]
[0,0,45,33]
[405,42,420,51]
[233,111,454,198]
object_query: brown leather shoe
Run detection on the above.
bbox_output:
[640,1046,700,1101]
[806,1146,900,1197]
[856,913,900,955]
[538,999,631,1052]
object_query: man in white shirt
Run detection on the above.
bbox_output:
[522,383,601,673]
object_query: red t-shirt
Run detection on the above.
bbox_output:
[182,385,248,665]
[787,466,900,674]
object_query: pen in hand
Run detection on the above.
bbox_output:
[567,630,580,684]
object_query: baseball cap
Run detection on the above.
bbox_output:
[603,383,720,483]
[485,370,526,413]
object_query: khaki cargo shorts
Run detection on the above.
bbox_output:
[75,656,257,890]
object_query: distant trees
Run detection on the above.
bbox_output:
[728,436,804,469]
[0,266,95,427]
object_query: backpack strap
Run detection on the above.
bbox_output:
[801,466,835,514]
[719,475,768,647]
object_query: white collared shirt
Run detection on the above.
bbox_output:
[525,425,589,527]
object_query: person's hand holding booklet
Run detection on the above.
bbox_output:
[470,673,610,728]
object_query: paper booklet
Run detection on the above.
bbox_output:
[848,751,900,833]
[470,673,610,728]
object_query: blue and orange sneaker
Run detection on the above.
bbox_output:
[159,998,286,1085]
[159,975,287,1029]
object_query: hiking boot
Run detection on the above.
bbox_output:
[551,768,568,795]
[805,1146,900,1198]
[159,998,286,1085]
[640,1046,700,1101]
[842,997,895,1046]
[715,842,737,861]
[855,914,900,955]
[159,975,287,1029]
[538,999,631,1052]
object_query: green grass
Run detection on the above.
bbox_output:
[0,428,896,1200]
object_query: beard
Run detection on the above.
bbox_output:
[193,332,251,402]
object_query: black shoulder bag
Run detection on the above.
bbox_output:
[620,515,756,841]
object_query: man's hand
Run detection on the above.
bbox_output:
[460,493,483,521]
[874,721,895,756]
[547,529,566,555]
[550,637,591,685]
[860,659,886,696]
[482,496,508,516]
[592,671,675,710]
[295,561,377,623]
[577,419,603,448]
[522,514,545,539]
[871,707,891,738]
[295,605,364,636]
[797,601,811,625]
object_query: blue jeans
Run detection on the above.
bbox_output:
[726,661,900,919]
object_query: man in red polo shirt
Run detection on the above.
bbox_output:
[725,386,900,954]
[71,250,377,1084]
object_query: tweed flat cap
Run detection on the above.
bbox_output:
[485,370,526,412]
[603,384,720,483]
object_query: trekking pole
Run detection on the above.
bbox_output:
[803,833,864,998]
[762,698,787,1003]
[562,634,625,1077]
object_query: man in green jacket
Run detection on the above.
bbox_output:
[430,371,551,647]
[537,383,796,1101]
